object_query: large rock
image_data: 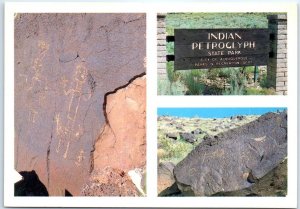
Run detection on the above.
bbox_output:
[173,111,287,196]
[15,13,146,196]
[180,132,197,144]
[92,76,146,171]
[212,159,287,196]
[157,162,180,196]
[166,133,178,140]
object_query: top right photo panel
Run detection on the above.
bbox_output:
[157,13,287,96]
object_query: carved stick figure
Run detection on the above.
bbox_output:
[56,64,91,159]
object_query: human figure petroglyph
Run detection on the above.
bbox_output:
[30,41,49,91]
[56,64,92,159]
[75,149,85,166]
[28,109,38,123]
[26,41,49,123]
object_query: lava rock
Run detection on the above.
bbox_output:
[174,111,287,196]
[231,115,245,121]
[191,128,203,135]
[180,132,197,144]
[166,133,178,140]
[176,125,184,130]
[212,159,287,196]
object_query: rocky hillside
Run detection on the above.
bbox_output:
[158,114,259,164]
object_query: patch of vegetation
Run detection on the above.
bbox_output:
[245,87,276,95]
[183,71,205,95]
[166,13,269,36]
[158,135,195,164]
[259,73,270,88]
[223,68,247,95]
[158,115,259,164]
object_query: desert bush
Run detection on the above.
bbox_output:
[158,136,194,164]
[183,72,205,95]
[223,68,247,95]
[166,63,180,95]
[157,79,171,95]
[259,73,270,88]
[245,87,276,95]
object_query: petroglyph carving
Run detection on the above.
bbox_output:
[30,40,49,90]
[75,149,85,166]
[28,109,38,123]
[56,64,92,158]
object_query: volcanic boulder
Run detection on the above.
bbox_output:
[191,128,203,135]
[15,13,146,196]
[180,132,197,144]
[166,133,178,140]
[173,111,287,196]
[212,159,287,196]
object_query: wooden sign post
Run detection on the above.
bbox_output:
[174,29,269,70]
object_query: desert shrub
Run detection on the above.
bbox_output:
[157,79,171,95]
[207,69,220,80]
[259,88,276,95]
[158,136,193,164]
[223,68,247,95]
[166,42,174,54]
[245,87,263,95]
[244,87,276,95]
[183,72,205,95]
[218,68,232,78]
[259,73,270,88]
[166,63,180,95]
[203,85,224,95]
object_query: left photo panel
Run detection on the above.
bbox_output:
[14,13,146,196]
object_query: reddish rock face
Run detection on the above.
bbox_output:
[15,13,146,196]
[93,76,146,172]
[81,167,139,196]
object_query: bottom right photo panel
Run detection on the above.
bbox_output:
[157,107,287,197]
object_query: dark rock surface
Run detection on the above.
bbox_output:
[174,111,287,196]
[166,133,178,140]
[15,13,146,196]
[212,159,287,196]
[180,132,197,144]
[231,115,245,121]
[15,170,49,196]
[157,162,180,196]
[191,128,203,135]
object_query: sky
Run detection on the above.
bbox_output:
[157,107,287,118]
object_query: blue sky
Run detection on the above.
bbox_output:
[157,107,286,118]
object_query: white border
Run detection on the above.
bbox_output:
[4,2,297,208]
